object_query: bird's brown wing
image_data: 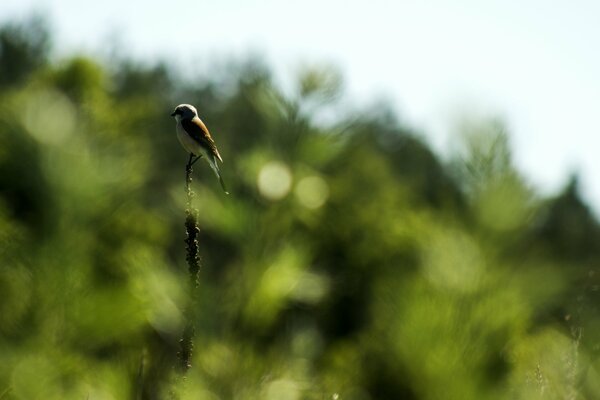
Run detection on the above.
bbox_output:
[181,117,223,162]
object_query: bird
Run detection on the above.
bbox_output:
[171,104,228,194]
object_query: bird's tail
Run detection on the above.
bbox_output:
[208,155,229,194]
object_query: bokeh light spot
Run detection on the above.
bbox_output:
[24,90,76,145]
[258,161,292,200]
[295,176,329,209]
[265,379,300,400]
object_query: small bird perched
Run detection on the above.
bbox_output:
[171,104,228,194]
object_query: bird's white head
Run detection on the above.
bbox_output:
[170,104,198,122]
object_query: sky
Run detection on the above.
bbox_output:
[2,0,600,211]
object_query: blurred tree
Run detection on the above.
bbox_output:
[536,175,600,261]
[0,15,50,88]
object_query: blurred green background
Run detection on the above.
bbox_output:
[1,17,600,400]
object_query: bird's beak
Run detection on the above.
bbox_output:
[170,111,176,117]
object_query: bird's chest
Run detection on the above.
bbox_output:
[176,123,201,155]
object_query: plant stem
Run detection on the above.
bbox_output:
[178,153,201,372]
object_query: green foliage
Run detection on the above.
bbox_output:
[1,18,600,399]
